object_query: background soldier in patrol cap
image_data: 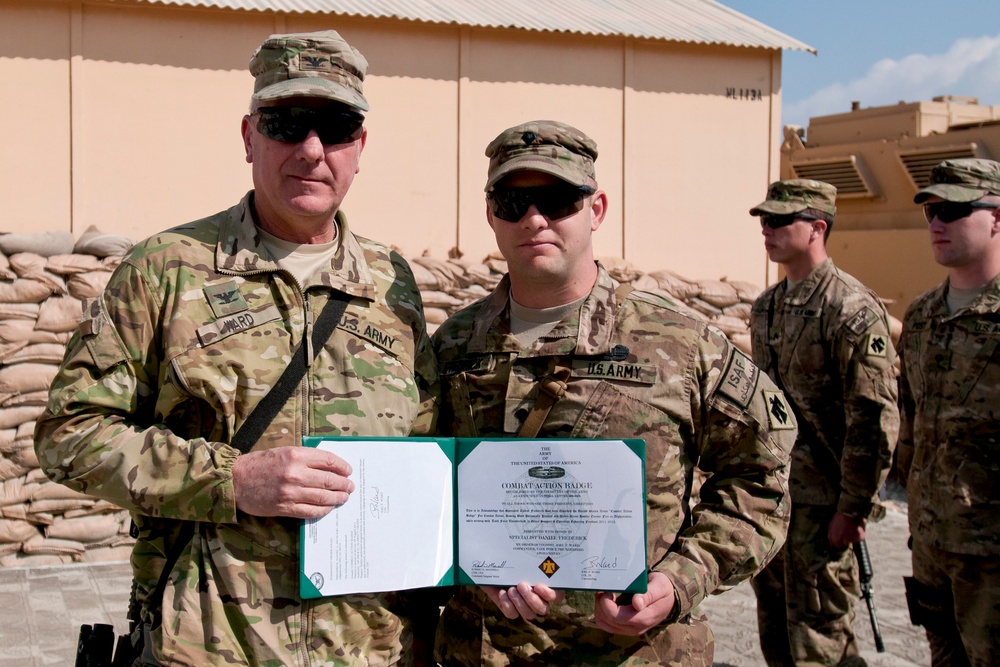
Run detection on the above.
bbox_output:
[431,119,796,666]
[34,30,437,666]
[748,179,900,667]
[899,158,1000,666]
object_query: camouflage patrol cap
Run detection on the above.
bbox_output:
[485,120,598,190]
[913,158,1000,203]
[749,179,837,221]
[250,30,369,111]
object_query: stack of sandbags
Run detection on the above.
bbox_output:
[412,252,761,354]
[0,228,135,567]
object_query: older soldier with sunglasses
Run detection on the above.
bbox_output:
[432,120,796,666]
[34,31,437,666]
[898,159,1000,666]
[747,179,899,667]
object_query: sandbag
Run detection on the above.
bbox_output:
[697,279,740,309]
[0,279,55,304]
[0,405,46,430]
[73,225,135,257]
[0,517,39,543]
[1,343,66,365]
[45,513,122,543]
[0,363,59,396]
[35,295,83,333]
[0,552,73,566]
[0,232,75,257]
[45,254,107,275]
[0,302,40,319]
[67,271,113,299]
[648,270,700,300]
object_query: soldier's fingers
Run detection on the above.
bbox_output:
[515,582,551,616]
[306,449,354,477]
[482,587,518,619]
[506,586,539,621]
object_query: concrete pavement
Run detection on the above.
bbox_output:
[0,508,929,666]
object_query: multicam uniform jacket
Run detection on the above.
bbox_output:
[432,265,795,666]
[897,274,1000,556]
[33,192,438,667]
[750,259,899,517]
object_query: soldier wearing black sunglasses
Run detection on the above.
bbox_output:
[748,179,899,667]
[900,158,1000,666]
[35,29,439,667]
[432,120,796,667]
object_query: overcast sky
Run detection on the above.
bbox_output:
[720,1,1000,129]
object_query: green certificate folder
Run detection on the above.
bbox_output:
[300,437,646,599]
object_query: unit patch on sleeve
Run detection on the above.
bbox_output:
[763,390,795,431]
[717,349,759,409]
[845,306,879,336]
[865,333,888,358]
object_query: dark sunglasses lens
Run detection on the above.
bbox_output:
[924,202,971,223]
[256,108,363,145]
[488,186,590,221]
[761,214,796,229]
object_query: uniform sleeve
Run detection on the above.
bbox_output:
[651,331,795,618]
[895,331,914,489]
[833,299,900,518]
[408,288,440,438]
[33,259,241,523]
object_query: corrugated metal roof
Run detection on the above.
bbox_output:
[142,0,815,52]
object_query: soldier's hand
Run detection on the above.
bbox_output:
[232,447,354,519]
[482,583,564,621]
[827,511,866,549]
[593,572,676,635]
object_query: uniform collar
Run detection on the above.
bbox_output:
[782,257,835,306]
[468,262,619,356]
[214,191,376,301]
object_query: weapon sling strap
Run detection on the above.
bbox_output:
[515,283,633,438]
[142,291,351,628]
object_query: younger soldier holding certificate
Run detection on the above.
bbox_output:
[432,120,797,666]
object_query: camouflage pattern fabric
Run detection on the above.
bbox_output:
[484,120,597,190]
[749,179,838,219]
[432,264,796,666]
[897,273,1000,555]
[910,536,1000,666]
[750,259,899,514]
[749,258,899,667]
[34,192,438,667]
[898,274,1000,666]
[751,504,863,667]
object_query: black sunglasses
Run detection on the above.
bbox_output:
[487,184,595,222]
[759,213,823,229]
[922,200,999,224]
[253,106,364,145]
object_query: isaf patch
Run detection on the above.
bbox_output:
[763,390,795,431]
[845,307,879,336]
[718,349,759,409]
[865,333,888,358]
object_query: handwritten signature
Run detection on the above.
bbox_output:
[369,487,382,519]
[471,559,509,570]
[581,555,619,570]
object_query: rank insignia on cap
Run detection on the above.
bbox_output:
[866,333,888,357]
[763,390,795,431]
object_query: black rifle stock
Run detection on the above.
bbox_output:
[854,539,886,653]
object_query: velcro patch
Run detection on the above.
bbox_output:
[973,321,1000,335]
[197,305,282,346]
[572,360,656,384]
[717,349,759,409]
[441,355,495,376]
[204,281,249,318]
[865,333,888,357]
[763,390,795,430]
[845,307,879,336]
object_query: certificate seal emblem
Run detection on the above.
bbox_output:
[310,572,324,590]
[539,556,560,577]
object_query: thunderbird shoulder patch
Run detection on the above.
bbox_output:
[763,390,795,430]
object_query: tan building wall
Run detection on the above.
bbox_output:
[1,0,786,287]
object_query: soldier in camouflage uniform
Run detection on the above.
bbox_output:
[33,31,437,667]
[747,179,900,667]
[898,159,1000,667]
[431,120,797,666]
